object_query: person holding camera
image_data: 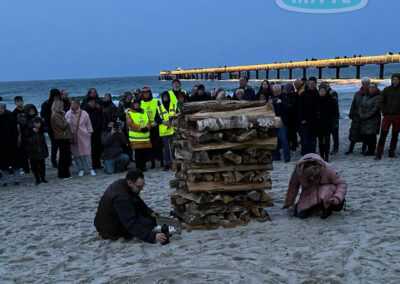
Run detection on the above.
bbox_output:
[94,169,168,244]
[126,99,152,172]
[102,121,130,174]
[22,104,49,185]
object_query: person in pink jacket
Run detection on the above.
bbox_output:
[283,153,347,219]
[65,97,96,177]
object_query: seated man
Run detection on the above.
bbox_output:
[101,121,130,174]
[283,153,347,219]
[94,169,168,244]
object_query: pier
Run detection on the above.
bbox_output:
[159,54,400,80]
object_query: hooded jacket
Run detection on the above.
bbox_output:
[117,93,133,122]
[358,89,381,135]
[284,154,347,212]
[380,73,400,115]
[23,104,49,160]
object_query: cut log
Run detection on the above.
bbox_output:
[242,171,255,183]
[223,151,242,165]
[236,129,258,142]
[203,174,214,182]
[175,148,193,161]
[187,181,271,193]
[213,172,222,182]
[222,172,236,185]
[187,201,273,216]
[186,105,274,121]
[191,138,277,152]
[181,100,268,114]
[253,171,270,183]
[234,171,245,182]
[171,195,190,205]
[243,154,258,164]
[175,189,208,204]
[251,207,261,217]
[187,164,273,174]
[193,150,211,164]
[247,191,261,202]
[245,147,257,158]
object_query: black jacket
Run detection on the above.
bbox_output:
[286,92,300,129]
[189,92,212,102]
[101,130,128,160]
[298,88,320,132]
[85,106,105,133]
[234,86,256,101]
[316,95,337,136]
[94,179,157,243]
[267,94,291,125]
[0,110,19,170]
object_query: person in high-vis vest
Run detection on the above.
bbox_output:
[168,79,188,107]
[126,99,152,172]
[140,87,163,169]
[155,92,177,171]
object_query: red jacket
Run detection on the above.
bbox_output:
[284,154,347,212]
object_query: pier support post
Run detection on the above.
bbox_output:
[276,69,280,79]
[195,74,199,80]
[265,70,269,79]
[336,67,340,79]
[356,65,361,79]
[379,64,384,79]
[303,68,307,79]
[229,72,233,79]
[255,70,259,80]
[217,73,222,80]
[289,69,293,79]
[205,73,208,80]
[200,73,204,80]
[318,67,323,79]
[246,71,250,79]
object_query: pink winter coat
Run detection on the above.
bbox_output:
[65,109,93,157]
[284,154,347,212]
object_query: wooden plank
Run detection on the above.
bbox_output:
[181,100,268,114]
[187,181,271,192]
[187,163,273,174]
[191,138,277,151]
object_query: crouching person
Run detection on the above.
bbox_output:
[94,169,168,244]
[283,153,347,219]
[102,121,130,174]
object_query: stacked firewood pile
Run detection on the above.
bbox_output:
[169,100,281,231]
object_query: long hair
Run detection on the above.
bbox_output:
[85,88,99,99]
[52,100,64,113]
[302,161,322,184]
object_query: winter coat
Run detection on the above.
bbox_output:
[80,96,103,110]
[126,108,152,150]
[85,106,105,134]
[328,88,340,120]
[316,95,337,136]
[234,86,256,101]
[189,92,212,102]
[117,98,132,122]
[66,109,93,157]
[62,99,71,113]
[298,88,320,133]
[380,81,400,115]
[94,179,156,243]
[103,100,118,123]
[286,91,300,131]
[0,110,19,170]
[40,93,59,135]
[22,105,49,161]
[268,94,291,125]
[348,89,365,142]
[284,154,347,213]
[101,130,128,160]
[51,111,72,140]
[358,91,381,135]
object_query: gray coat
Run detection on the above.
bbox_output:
[348,90,364,142]
[358,92,381,135]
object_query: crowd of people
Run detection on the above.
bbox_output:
[1,74,399,187]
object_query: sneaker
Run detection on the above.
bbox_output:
[78,170,85,177]
[90,169,96,176]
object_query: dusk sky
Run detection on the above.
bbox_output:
[0,0,398,81]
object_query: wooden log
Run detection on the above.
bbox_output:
[187,201,273,216]
[186,105,274,121]
[187,181,271,193]
[253,171,270,183]
[243,154,258,164]
[245,147,257,158]
[222,172,235,184]
[175,189,208,204]
[236,129,258,142]
[191,138,277,152]
[171,195,190,205]
[213,172,222,182]
[175,148,192,161]
[234,171,245,182]
[181,100,268,114]
[242,171,255,183]
[175,171,185,180]
[247,191,261,202]
[193,150,211,164]
[223,151,242,165]
[251,207,261,217]
[203,173,214,182]
[187,163,273,174]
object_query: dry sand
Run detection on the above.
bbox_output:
[0,119,399,283]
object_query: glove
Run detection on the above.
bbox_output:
[141,127,149,133]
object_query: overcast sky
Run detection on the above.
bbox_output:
[0,0,398,81]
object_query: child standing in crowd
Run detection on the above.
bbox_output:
[22,105,49,185]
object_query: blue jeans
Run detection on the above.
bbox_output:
[273,125,290,161]
[162,135,174,167]
[74,155,93,171]
[300,123,317,155]
[1,169,21,184]
[104,153,130,174]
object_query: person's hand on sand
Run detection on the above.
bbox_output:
[155,233,168,244]
[327,196,341,205]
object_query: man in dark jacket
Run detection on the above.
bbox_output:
[235,76,256,101]
[188,84,211,102]
[102,122,130,174]
[94,169,168,244]
[61,89,71,113]
[298,77,320,155]
[376,73,400,159]
[326,83,340,154]
[270,84,291,162]
[0,103,20,186]
[40,88,61,168]
[85,97,105,169]
[284,83,300,151]
[12,96,30,173]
